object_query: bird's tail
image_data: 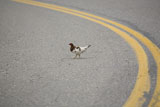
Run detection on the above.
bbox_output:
[88,45,91,48]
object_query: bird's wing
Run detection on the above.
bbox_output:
[72,45,91,54]
[79,45,91,53]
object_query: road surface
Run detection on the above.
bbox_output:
[0,0,160,107]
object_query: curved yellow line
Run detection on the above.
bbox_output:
[12,0,151,106]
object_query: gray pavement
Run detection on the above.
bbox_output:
[0,0,159,107]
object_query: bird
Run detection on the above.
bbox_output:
[69,43,91,58]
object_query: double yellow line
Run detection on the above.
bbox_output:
[12,0,160,106]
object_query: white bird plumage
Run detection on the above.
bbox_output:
[69,43,91,58]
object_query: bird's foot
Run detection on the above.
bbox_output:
[73,56,77,59]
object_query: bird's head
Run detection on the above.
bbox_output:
[69,43,73,46]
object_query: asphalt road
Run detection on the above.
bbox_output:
[0,0,160,107]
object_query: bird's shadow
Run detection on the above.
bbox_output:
[61,57,95,61]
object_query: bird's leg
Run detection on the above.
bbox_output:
[73,54,77,59]
[78,54,80,58]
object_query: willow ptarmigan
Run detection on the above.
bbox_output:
[69,43,91,58]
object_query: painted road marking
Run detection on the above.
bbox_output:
[12,0,152,106]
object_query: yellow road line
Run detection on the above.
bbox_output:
[12,0,151,106]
